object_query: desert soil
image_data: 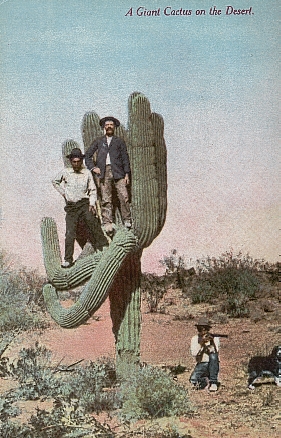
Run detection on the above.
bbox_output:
[2,289,281,438]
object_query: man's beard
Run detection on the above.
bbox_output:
[106,128,114,136]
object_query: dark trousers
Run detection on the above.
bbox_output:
[64,199,108,263]
[190,353,220,388]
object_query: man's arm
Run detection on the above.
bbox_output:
[87,170,98,209]
[190,335,202,357]
[85,140,98,171]
[52,170,66,198]
[120,139,131,175]
[213,336,220,352]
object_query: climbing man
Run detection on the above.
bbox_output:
[52,147,108,268]
[190,316,220,391]
[85,116,131,237]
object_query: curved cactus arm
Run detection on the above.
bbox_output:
[43,228,138,328]
[41,217,104,290]
[127,92,167,247]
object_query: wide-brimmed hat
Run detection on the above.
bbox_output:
[195,317,212,328]
[99,116,120,128]
[66,148,85,159]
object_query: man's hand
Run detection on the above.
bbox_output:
[199,337,207,346]
[124,174,130,185]
[89,205,97,215]
[199,334,212,346]
[92,167,101,175]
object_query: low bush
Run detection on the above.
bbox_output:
[0,249,48,333]
[28,404,115,438]
[1,344,118,436]
[57,359,119,414]
[11,342,59,400]
[188,251,269,317]
[143,249,277,318]
[141,273,167,312]
[1,343,195,435]
[119,365,193,422]
[0,420,32,438]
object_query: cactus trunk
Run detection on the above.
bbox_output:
[109,250,142,379]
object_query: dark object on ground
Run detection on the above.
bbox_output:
[248,345,281,389]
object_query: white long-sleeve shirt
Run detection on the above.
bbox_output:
[52,167,97,206]
[190,335,220,363]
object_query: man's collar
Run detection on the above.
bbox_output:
[69,165,85,173]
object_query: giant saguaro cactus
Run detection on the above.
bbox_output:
[41,92,167,378]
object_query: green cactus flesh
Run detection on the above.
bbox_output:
[82,112,103,152]
[41,217,104,290]
[109,250,142,376]
[128,92,167,247]
[62,139,82,168]
[42,221,138,328]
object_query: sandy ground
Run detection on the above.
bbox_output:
[2,293,281,437]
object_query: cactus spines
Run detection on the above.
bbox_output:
[41,92,167,378]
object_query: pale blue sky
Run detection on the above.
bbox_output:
[0,0,279,272]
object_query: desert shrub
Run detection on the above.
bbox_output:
[0,401,115,438]
[0,396,20,421]
[28,404,115,438]
[188,251,266,317]
[57,359,119,414]
[0,420,32,438]
[11,343,118,411]
[119,365,193,422]
[141,273,167,312]
[0,249,48,333]
[2,344,118,435]
[160,249,194,289]
[119,423,191,438]
[11,342,59,400]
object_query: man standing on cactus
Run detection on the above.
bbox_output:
[52,148,108,268]
[85,116,131,237]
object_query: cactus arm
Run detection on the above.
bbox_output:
[41,217,104,290]
[62,140,81,168]
[43,228,138,328]
[128,92,167,247]
[115,124,128,143]
[81,112,103,152]
[151,112,167,232]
